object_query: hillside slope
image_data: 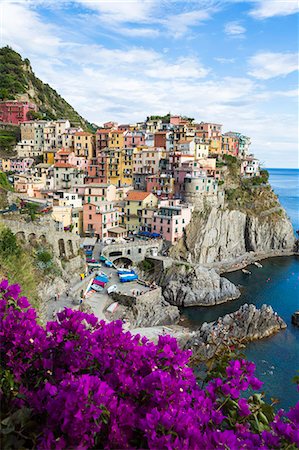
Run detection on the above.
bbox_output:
[0,46,95,131]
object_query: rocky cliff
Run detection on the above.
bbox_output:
[182,303,286,360]
[170,186,295,267]
[161,263,240,307]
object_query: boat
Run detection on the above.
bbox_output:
[119,274,138,283]
[254,262,263,268]
[242,269,251,275]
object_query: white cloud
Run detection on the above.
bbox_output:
[1,2,61,56]
[248,52,298,79]
[249,0,299,19]
[163,8,217,38]
[215,57,235,64]
[224,21,246,36]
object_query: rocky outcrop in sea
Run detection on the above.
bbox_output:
[161,263,240,307]
[181,303,287,360]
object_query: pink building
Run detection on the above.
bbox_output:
[123,130,145,148]
[10,158,34,173]
[196,122,222,140]
[173,161,207,197]
[83,201,119,239]
[146,174,174,199]
[0,101,37,124]
[151,200,193,244]
[55,149,88,171]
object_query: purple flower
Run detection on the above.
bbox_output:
[238,398,250,417]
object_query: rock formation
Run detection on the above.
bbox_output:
[170,205,295,266]
[108,287,180,328]
[161,263,240,307]
[182,303,287,360]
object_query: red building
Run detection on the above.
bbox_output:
[154,131,167,148]
[0,101,37,125]
[86,153,108,184]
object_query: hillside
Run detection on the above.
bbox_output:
[0,46,95,131]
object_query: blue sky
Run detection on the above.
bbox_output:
[1,0,298,167]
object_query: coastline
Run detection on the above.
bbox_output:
[207,248,297,274]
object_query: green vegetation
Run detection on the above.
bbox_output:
[0,226,39,307]
[0,171,13,191]
[0,46,94,131]
[0,225,60,309]
[138,259,154,272]
[22,202,39,221]
[0,126,20,156]
[147,113,171,123]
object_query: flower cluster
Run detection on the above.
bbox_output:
[1,279,298,449]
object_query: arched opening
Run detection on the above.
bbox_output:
[113,257,133,268]
[67,240,73,257]
[16,231,25,243]
[109,250,123,257]
[58,239,66,258]
[28,233,37,246]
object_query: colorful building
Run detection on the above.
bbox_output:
[123,191,158,231]
[83,201,119,239]
[151,200,193,244]
[74,132,95,159]
[0,101,37,124]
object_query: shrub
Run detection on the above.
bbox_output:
[0,228,20,257]
[0,280,298,449]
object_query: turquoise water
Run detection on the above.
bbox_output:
[182,169,299,409]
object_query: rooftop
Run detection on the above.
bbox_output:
[126,191,153,201]
[54,163,77,169]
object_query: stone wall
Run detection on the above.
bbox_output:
[0,216,81,261]
[102,240,163,264]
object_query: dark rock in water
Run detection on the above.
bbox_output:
[161,263,240,307]
[181,303,287,360]
[291,311,299,327]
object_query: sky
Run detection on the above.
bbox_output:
[0,0,298,168]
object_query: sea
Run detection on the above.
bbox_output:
[181,168,299,409]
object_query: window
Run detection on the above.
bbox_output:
[167,227,170,232]
[138,248,142,254]
[196,186,199,191]
[139,201,142,206]
[89,215,92,220]
[175,228,178,233]
[127,201,130,205]
[127,249,131,255]
[88,196,91,202]
[89,205,92,210]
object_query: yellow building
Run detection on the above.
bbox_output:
[209,138,222,155]
[109,130,124,149]
[44,149,55,164]
[1,159,11,172]
[123,191,158,231]
[74,132,95,159]
[106,147,133,187]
